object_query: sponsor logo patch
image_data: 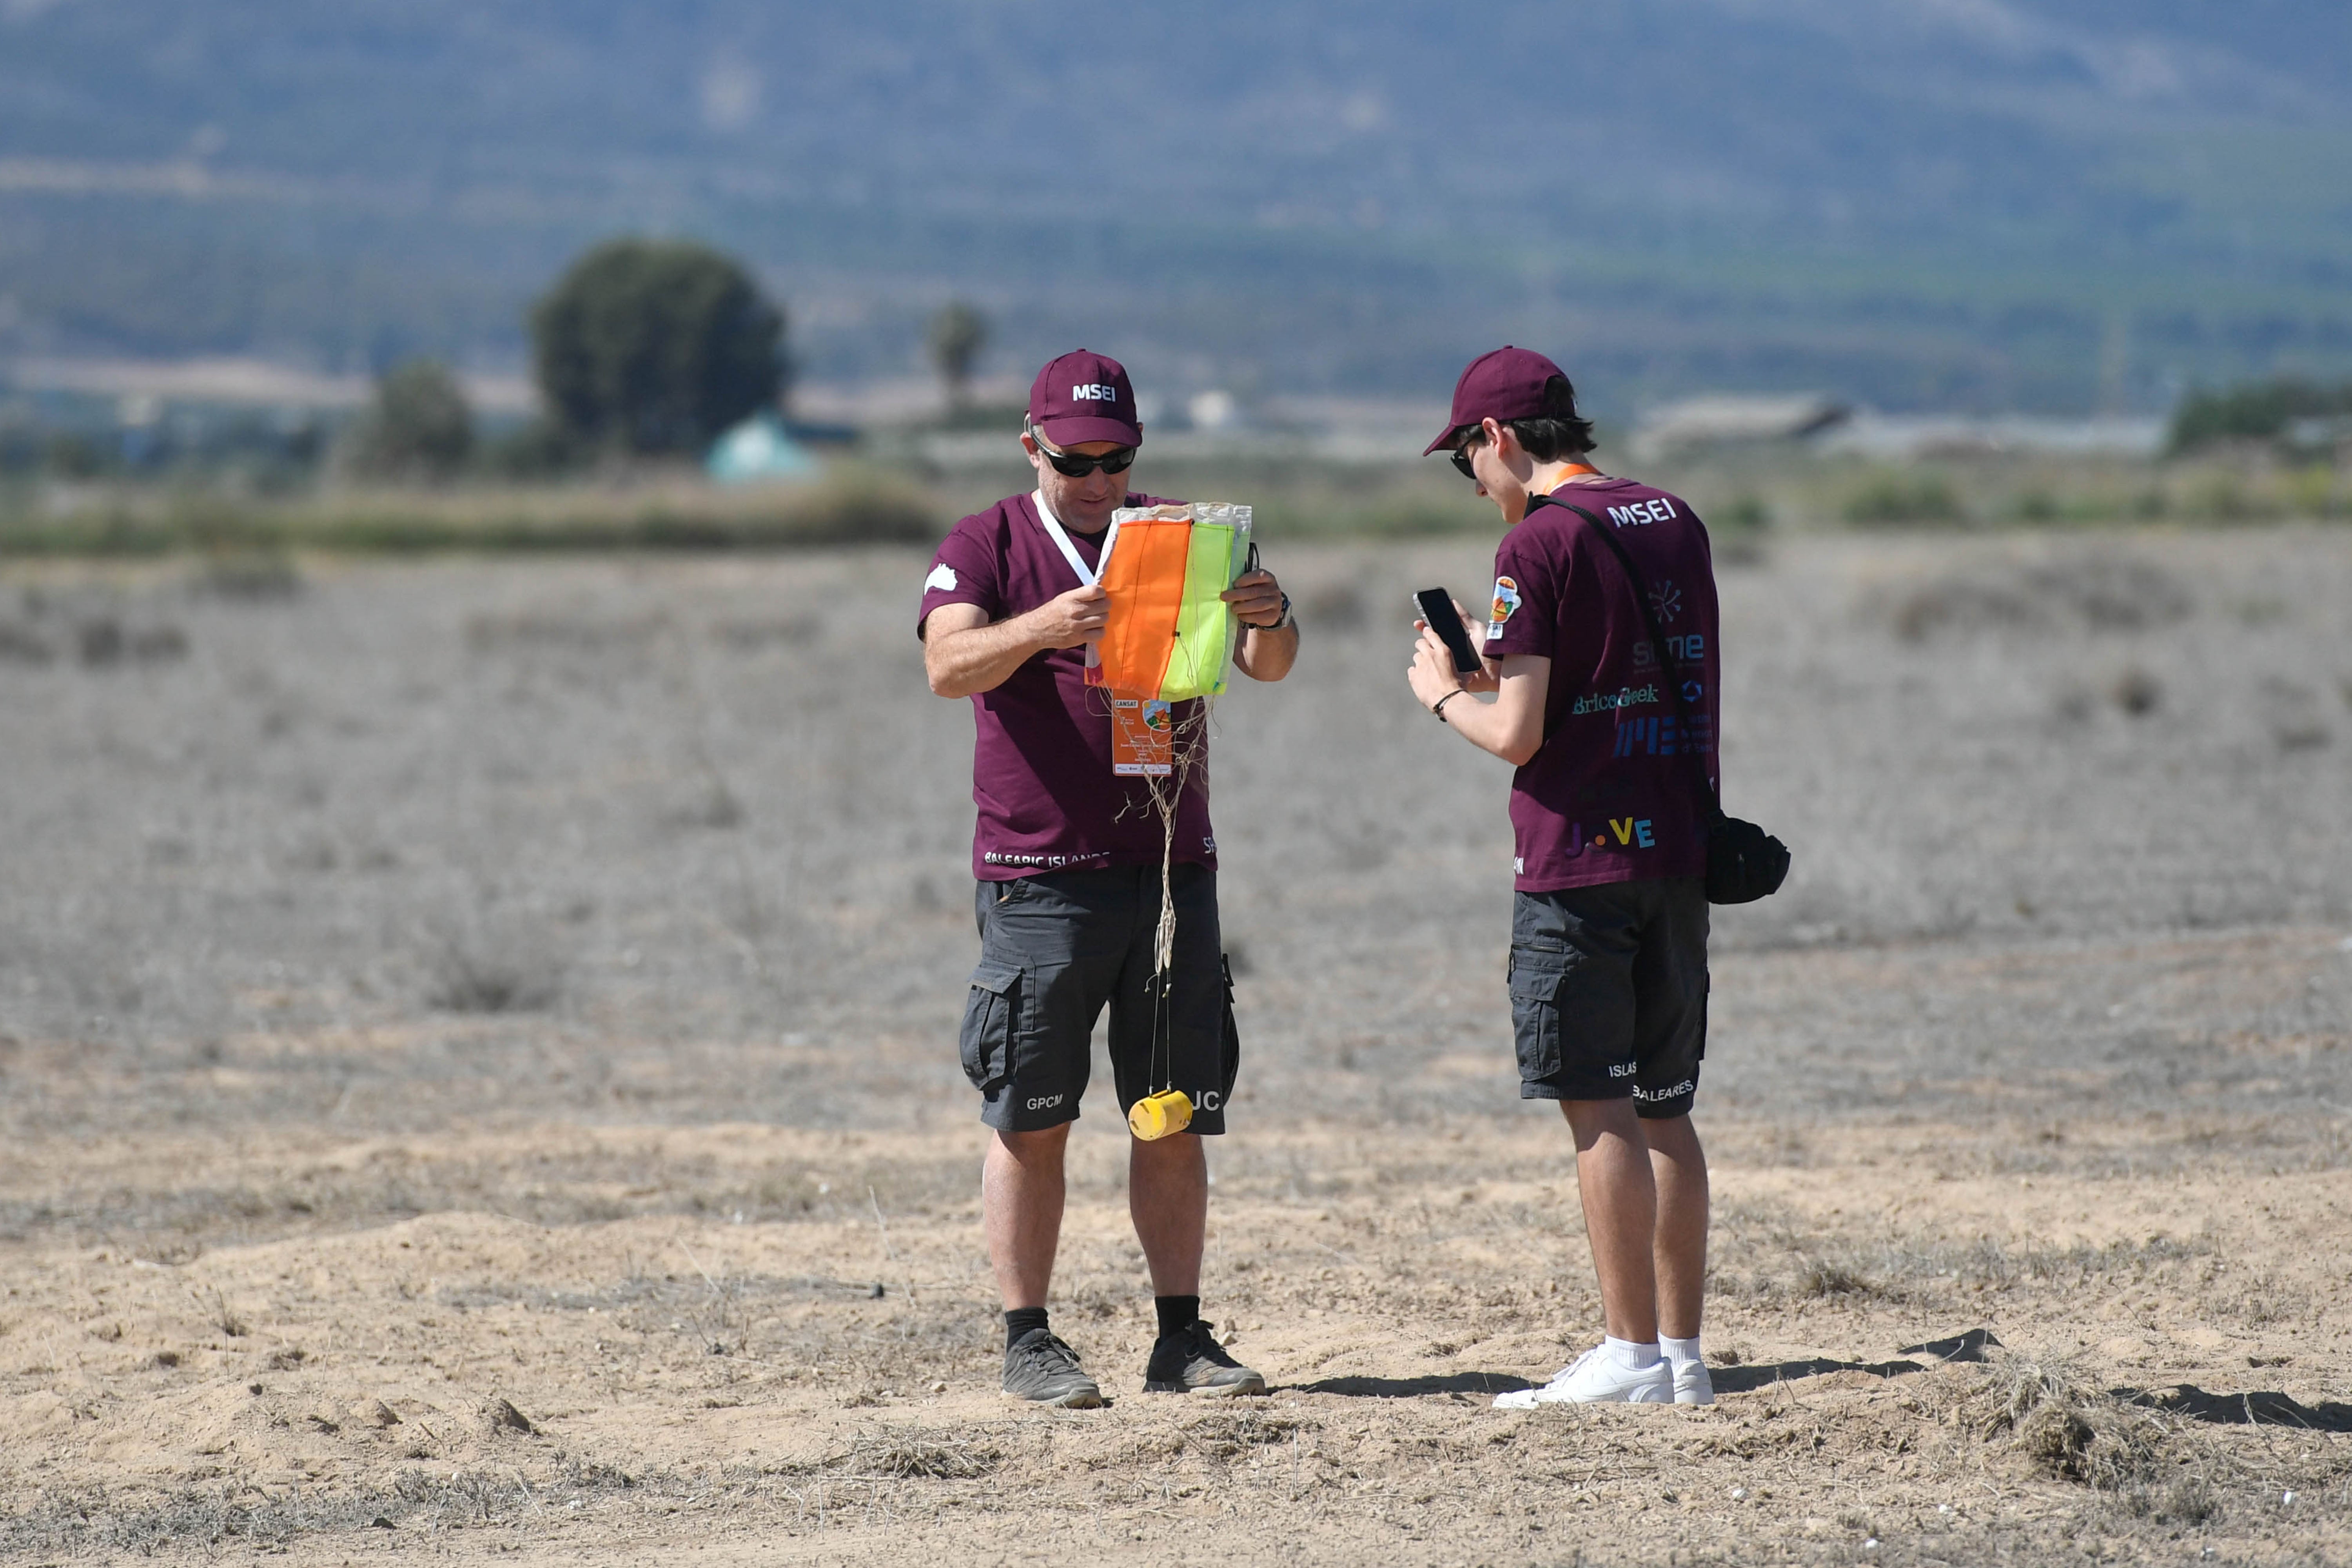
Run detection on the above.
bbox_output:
[1571,683,1658,716]
[1072,383,1117,401]
[1648,579,1684,624]
[1632,632,1706,668]
[1026,1094,1065,1111]
[924,562,958,592]
[1633,1079,1695,1103]
[1613,715,1715,759]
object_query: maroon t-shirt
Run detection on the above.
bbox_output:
[917,492,1217,882]
[1482,478,1720,893]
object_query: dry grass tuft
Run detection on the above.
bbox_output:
[1179,1408,1314,1459]
[1942,1351,2254,1524]
[1795,1258,1878,1299]
[425,942,562,1014]
[1955,1352,2160,1489]
[834,1434,999,1480]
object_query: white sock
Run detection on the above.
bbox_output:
[1604,1336,1662,1369]
[1661,1335,1703,1367]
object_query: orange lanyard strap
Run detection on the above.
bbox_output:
[1554,463,1599,479]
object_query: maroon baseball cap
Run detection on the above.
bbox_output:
[1027,349,1144,448]
[1423,346,1570,454]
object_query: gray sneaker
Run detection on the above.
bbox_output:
[1002,1329,1105,1408]
[1144,1319,1267,1396]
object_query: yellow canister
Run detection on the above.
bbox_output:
[1127,1089,1194,1141]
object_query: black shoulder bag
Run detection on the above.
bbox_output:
[1535,497,1791,905]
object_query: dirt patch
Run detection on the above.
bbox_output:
[1,534,2348,1564]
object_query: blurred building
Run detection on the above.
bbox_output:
[1629,395,1851,463]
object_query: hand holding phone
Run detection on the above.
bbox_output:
[1413,587,1483,676]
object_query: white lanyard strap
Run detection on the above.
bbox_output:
[1033,492,1097,587]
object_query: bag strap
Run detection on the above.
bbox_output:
[1531,495,1722,819]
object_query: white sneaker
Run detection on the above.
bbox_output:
[1670,1358,1714,1406]
[1494,1346,1673,1408]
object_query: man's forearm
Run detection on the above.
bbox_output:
[1233,622,1298,682]
[927,616,1047,698]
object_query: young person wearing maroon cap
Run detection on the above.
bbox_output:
[1405,347,1720,1407]
[918,350,1299,1407]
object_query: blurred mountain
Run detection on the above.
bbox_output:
[4,0,2349,412]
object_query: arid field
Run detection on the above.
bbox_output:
[2,524,2348,1565]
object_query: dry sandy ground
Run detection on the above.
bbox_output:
[2,526,2349,1564]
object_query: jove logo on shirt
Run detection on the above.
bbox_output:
[1072,383,1118,401]
[1554,817,1658,857]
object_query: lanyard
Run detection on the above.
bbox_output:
[1033,491,1097,586]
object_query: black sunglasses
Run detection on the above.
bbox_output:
[1031,431,1138,478]
[1448,430,1485,481]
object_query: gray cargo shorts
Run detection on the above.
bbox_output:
[958,863,1240,1134]
[1509,876,1709,1118]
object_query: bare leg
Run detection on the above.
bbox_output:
[984,1125,1070,1310]
[1128,1131,1207,1298]
[1559,1100,1659,1343]
[1644,1113,1709,1341]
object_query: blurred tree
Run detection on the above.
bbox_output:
[348,358,474,480]
[927,299,989,412]
[531,239,784,456]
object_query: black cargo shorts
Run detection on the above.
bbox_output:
[1509,876,1708,1118]
[958,863,1241,1134]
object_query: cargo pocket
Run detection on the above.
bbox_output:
[959,962,1022,1091]
[1217,953,1242,1105]
[1506,949,1569,1085]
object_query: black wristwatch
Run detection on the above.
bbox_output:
[1252,593,1293,632]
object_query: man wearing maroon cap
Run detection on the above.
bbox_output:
[918,350,1298,1407]
[1405,347,1722,1408]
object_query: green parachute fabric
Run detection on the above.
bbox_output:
[1087,503,1252,702]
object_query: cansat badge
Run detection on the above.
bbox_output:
[1489,575,1522,633]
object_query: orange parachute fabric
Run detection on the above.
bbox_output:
[1087,503,1252,703]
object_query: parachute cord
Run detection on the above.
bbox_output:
[1147,696,1212,1094]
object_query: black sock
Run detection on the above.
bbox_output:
[1155,1295,1200,1341]
[1004,1306,1050,1350]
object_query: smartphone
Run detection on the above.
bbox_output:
[1414,587,1483,676]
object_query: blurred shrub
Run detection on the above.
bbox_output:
[1843,469,1963,526]
[1716,493,1773,531]
[2287,465,2345,519]
[2184,472,2283,523]
[480,418,584,479]
[344,359,473,481]
[2011,488,2060,522]
[532,238,785,457]
[2168,376,2352,455]
[44,432,107,479]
